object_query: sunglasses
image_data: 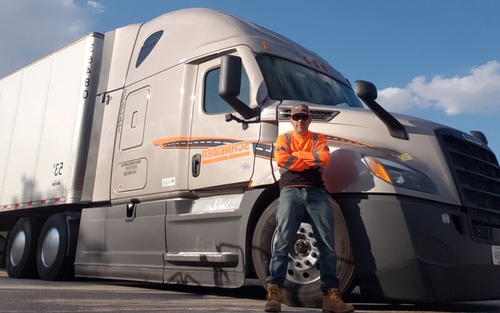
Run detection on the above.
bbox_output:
[291,114,310,121]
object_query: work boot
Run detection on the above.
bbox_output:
[322,288,355,313]
[265,284,282,312]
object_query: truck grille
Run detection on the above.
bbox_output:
[278,108,339,122]
[436,128,500,242]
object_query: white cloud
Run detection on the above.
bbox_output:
[0,0,105,77]
[87,0,106,13]
[378,61,500,115]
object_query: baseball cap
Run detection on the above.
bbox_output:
[291,104,310,116]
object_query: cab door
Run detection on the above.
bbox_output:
[188,55,259,191]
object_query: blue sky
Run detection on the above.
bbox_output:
[1,0,499,157]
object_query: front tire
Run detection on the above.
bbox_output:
[252,197,355,308]
[36,213,74,280]
[6,217,42,278]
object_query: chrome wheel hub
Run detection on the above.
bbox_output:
[10,231,26,266]
[41,227,60,268]
[272,222,321,285]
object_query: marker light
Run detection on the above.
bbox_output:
[365,156,391,183]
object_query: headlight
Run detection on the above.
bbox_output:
[363,156,439,195]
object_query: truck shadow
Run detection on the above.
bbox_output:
[88,277,500,312]
[345,292,500,312]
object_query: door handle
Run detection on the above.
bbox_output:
[126,198,140,220]
[192,154,201,177]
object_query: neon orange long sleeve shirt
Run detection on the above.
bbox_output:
[275,130,330,188]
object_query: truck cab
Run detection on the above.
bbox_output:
[2,8,500,308]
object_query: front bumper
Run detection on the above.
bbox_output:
[336,193,500,302]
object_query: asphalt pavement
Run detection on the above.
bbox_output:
[1,270,500,312]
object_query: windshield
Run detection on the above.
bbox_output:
[257,55,364,108]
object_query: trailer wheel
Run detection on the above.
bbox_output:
[36,213,73,281]
[0,231,7,269]
[6,217,42,278]
[252,197,355,308]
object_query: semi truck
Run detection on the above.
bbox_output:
[1,7,500,308]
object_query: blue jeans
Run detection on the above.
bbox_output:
[266,187,339,292]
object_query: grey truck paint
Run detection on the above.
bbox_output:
[1,8,500,304]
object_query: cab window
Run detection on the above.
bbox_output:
[136,30,163,68]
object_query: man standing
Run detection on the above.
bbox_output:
[265,104,354,313]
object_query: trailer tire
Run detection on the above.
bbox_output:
[36,213,74,281]
[6,217,42,278]
[1,231,9,269]
[252,197,355,308]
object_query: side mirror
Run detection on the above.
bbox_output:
[219,55,257,119]
[355,80,378,100]
[354,80,408,140]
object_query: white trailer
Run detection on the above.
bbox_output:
[1,8,500,308]
[0,34,102,211]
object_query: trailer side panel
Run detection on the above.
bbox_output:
[0,33,104,214]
